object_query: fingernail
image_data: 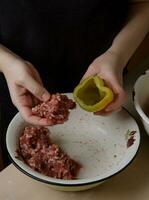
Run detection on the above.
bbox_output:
[105,108,112,112]
[115,108,122,113]
[106,107,121,113]
[42,93,50,101]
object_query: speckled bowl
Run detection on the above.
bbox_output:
[6,94,140,191]
[134,69,149,136]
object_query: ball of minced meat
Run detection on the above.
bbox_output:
[32,93,76,125]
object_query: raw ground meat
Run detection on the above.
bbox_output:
[32,93,76,125]
[18,126,81,180]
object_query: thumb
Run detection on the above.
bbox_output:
[82,68,97,81]
[22,76,50,101]
[104,77,127,112]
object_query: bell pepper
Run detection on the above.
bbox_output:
[73,75,114,112]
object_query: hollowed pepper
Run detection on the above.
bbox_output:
[73,75,114,112]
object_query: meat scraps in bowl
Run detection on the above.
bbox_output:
[17,126,81,180]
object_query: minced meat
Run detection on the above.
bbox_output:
[32,93,76,126]
[18,126,81,180]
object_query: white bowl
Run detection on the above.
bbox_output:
[134,69,149,135]
[6,93,140,191]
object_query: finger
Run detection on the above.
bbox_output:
[14,96,50,126]
[94,107,122,116]
[81,65,97,81]
[25,61,43,85]
[105,88,126,112]
[32,70,43,85]
[11,87,50,125]
[19,106,50,126]
[32,96,40,106]
[21,76,50,102]
[98,74,126,112]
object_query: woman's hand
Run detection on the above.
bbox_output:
[2,59,51,125]
[82,49,127,115]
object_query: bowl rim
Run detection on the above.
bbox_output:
[133,71,149,125]
[6,107,140,187]
[134,100,149,125]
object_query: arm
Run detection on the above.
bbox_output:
[110,0,149,68]
[0,44,51,125]
[83,1,149,115]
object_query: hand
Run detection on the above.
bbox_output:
[3,59,51,125]
[82,49,127,115]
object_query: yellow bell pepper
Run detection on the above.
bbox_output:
[73,75,114,112]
